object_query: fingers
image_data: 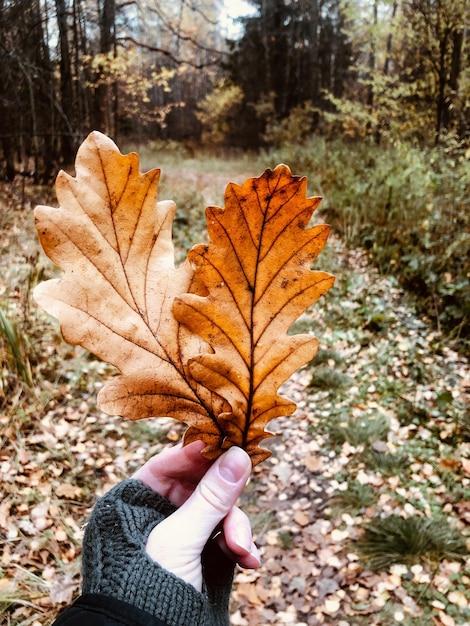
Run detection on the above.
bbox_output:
[132,441,211,506]
[222,506,261,569]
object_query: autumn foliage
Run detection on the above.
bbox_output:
[34,131,334,465]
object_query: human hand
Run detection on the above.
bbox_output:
[133,441,261,592]
[79,440,258,624]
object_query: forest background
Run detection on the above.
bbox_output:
[0,1,470,624]
[1,0,469,341]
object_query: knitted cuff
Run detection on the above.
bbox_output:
[81,479,234,626]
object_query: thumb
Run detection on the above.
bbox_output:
[184,446,252,536]
[146,447,251,588]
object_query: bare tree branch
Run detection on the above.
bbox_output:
[118,35,225,68]
[146,0,224,56]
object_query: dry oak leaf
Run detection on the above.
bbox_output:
[174,165,335,463]
[34,131,334,465]
[34,131,229,452]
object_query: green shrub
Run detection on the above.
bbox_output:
[264,136,469,347]
[196,80,244,145]
[260,100,317,147]
[166,189,207,263]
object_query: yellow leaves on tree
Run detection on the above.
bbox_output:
[34,131,334,465]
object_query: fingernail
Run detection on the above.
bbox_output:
[234,525,252,553]
[218,447,250,483]
[250,542,261,566]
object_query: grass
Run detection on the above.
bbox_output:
[328,414,390,448]
[330,480,377,512]
[310,347,344,366]
[355,515,469,571]
[361,450,409,475]
[0,308,33,388]
[308,365,352,390]
[168,188,208,264]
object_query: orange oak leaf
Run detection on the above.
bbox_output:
[174,165,335,464]
[34,131,230,453]
[34,132,334,466]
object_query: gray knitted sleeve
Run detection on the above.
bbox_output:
[81,479,234,626]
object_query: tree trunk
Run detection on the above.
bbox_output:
[435,30,450,143]
[367,0,378,109]
[96,0,116,135]
[442,27,464,131]
[55,0,75,164]
[383,1,398,77]
[308,0,320,105]
[369,0,379,143]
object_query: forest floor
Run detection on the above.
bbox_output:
[0,166,469,626]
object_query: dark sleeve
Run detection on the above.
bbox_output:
[52,593,169,626]
[70,479,234,626]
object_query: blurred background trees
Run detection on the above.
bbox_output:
[1,0,468,181]
[0,0,224,181]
